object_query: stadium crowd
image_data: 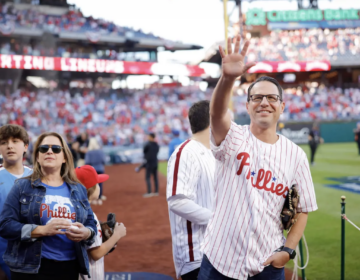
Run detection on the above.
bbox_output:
[0,84,359,147]
[0,3,160,39]
[246,28,360,62]
[0,39,155,61]
[1,4,360,63]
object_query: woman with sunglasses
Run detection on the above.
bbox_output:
[0,132,97,280]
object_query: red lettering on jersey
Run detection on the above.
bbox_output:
[274,184,284,195]
[53,210,59,218]
[98,229,102,238]
[236,154,289,198]
[263,171,272,191]
[237,152,250,175]
[270,182,276,193]
[246,170,250,180]
[251,169,265,189]
[40,204,48,218]
[48,208,53,218]
[278,186,289,198]
[40,203,77,220]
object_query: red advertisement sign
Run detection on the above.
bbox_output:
[0,55,206,77]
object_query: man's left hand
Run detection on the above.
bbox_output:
[263,251,290,268]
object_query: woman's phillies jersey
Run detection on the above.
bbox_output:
[203,122,318,279]
[166,139,215,278]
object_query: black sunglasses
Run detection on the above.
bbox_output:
[38,145,63,154]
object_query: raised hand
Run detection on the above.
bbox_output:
[219,35,256,79]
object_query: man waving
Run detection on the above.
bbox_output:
[198,36,317,280]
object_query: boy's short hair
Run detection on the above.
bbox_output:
[87,184,97,199]
[0,124,29,145]
[188,100,210,134]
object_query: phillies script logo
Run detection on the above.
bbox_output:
[40,203,76,220]
[237,152,289,198]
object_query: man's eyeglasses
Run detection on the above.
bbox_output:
[248,94,282,103]
[38,145,63,154]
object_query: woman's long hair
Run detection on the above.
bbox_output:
[29,132,80,184]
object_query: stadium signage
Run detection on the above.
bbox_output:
[247,60,331,73]
[278,123,313,144]
[246,8,360,25]
[0,55,205,77]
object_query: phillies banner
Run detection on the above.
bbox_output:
[0,55,205,77]
[247,60,331,73]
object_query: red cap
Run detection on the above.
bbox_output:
[75,165,109,189]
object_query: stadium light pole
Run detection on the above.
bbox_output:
[223,0,229,54]
[236,0,243,39]
[222,0,235,112]
[221,0,243,39]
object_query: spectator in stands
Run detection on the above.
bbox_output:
[0,84,360,149]
[168,130,183,159]
[142,133,159,198]
[0,132,97,280]
[66,132,78,168]
[74,132,89,167]
[85,137,107,205]
[0,4,162,45]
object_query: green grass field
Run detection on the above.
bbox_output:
[159,143,360,280]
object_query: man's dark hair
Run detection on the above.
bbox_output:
[188,100,210,134]
[247,76,283,102]
[0,124,29,145]
[149,133,156,139]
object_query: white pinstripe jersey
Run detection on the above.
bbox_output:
[203,122,318,279]
[166,139,215,278]
[81,213,104,280]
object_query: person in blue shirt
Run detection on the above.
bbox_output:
[0,132,97,280]
[85,137,107,205]
[168,130,183,159]
[0,124,32,280]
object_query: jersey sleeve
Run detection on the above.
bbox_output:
[87,214,102,250]
[210,121,245,161]
[293,152,318,213]
[168,194,213,225]
[166,148,200,200]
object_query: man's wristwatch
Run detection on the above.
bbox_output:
[281,246,296,259]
